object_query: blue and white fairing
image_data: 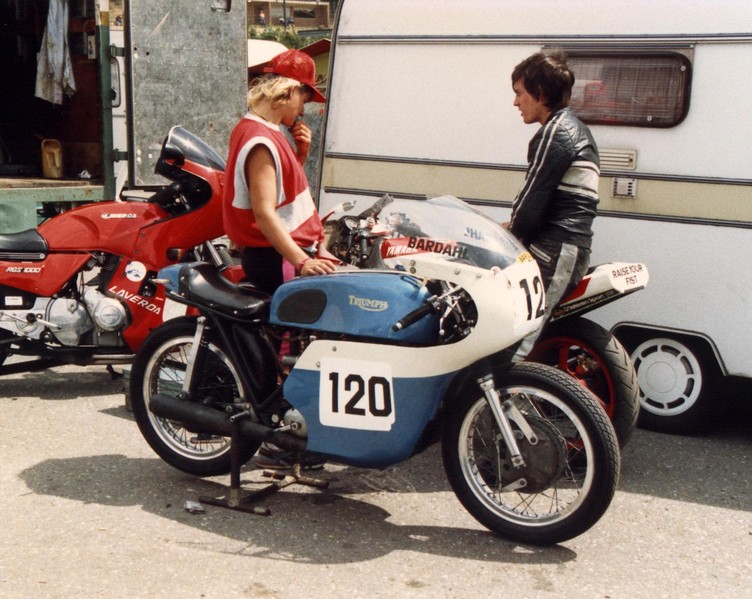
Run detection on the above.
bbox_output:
[272,195,545,468]
[272,262,542,467]
[270,270,439,344]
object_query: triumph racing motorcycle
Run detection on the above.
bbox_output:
[0,127,229,375]
[129,212,620,545]
[323,194,649,446]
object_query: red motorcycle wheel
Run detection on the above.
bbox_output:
[527,316,639,447]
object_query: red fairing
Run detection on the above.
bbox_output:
[38,201,167,254]
[0,254,90,296]
[136,162,226,267]
[104,260,168,351]
[36,158,224,274]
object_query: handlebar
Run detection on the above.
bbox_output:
[392,296,438,332]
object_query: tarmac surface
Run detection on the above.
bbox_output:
[1,361,750,598]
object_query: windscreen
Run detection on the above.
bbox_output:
[167,126,226,171]
[346,195,528,270]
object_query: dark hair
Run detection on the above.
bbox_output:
[511,50,575,110]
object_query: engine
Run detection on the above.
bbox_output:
[82,288,129,333]
[0,288,128,346]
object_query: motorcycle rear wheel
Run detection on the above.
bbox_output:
[130,318,259,476]
[528,317,639,447]
[442,362,620,545]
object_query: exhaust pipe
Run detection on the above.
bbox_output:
[149,393,307,453]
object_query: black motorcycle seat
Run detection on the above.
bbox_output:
[178,262,270,319]
[0,228,48,259]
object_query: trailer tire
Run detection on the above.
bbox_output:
[627,335,724,434]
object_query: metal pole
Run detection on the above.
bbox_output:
[283,0,288,30]
[96,0,115,200]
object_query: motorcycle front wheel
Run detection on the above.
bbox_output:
[442,362,620,545]
[129,318,260,477]
[528,317,639,447]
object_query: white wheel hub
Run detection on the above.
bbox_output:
[631,338,702,416]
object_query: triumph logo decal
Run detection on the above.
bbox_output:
[101,213,137,220]
[348,295,389,312]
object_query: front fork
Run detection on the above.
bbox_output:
[477,375,539,484]
[179,316,208,399]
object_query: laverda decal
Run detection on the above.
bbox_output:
[319,357,396,432]
[407,237,468,260]
[108,285,163,314]
[5,266,43,273]
[101,213,137,220]
[348,295,388,312]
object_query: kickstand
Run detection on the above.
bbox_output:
[106,364,123,380]
[198,418,328,516]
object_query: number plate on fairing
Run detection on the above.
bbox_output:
[319,357,396,431]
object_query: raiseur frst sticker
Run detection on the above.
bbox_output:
[319,357,396,431]
[124,261,147,282]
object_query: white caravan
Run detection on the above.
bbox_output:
[315,0,752,432]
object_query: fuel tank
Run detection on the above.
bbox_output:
[270,270,439,344]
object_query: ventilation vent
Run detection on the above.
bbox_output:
[611,177,638,199]
[600,148,637,171]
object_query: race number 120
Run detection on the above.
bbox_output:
[319,357,396,431]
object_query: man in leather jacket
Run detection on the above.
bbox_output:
[505,50,600,358]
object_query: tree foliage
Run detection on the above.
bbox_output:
[248,26,304,49]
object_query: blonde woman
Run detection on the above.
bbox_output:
[223,49,333,470]
[223,49,335,295]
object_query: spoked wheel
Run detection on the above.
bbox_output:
[130,318,260,476]
[442,362,620,545]
[528,317,639,447]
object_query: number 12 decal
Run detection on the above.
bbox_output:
[320,358,396,431]
[520,275,545,320]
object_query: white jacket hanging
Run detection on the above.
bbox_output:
[35,0,76,105]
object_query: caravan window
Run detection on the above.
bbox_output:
[568,52,691,127]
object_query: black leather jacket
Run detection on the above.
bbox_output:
[509,107,600,249]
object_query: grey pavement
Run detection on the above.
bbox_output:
[1,362,750,598]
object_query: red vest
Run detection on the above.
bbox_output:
[223,114,323,249]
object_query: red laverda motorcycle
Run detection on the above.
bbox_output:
[0,127,227,374]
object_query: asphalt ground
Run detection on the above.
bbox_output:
[1,361,750,599]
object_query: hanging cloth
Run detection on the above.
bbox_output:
[35,0,76,105]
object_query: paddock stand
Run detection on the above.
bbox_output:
[198,417,329,516]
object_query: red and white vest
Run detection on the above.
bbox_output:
[223,114,322,249]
